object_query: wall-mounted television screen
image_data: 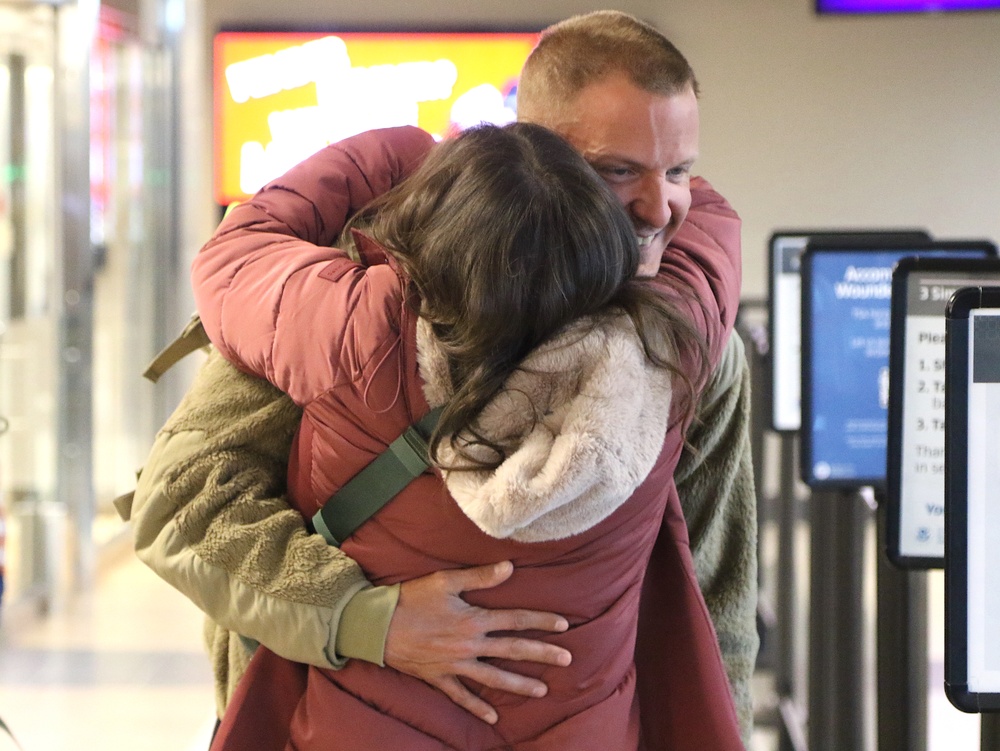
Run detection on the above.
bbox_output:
[213,30,540,206]
[818,0,1000,13]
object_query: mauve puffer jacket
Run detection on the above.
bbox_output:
[193,126,744,751]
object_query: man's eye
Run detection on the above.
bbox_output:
[598,166,634,182]
[666,166,692,182]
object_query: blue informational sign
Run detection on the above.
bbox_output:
[767,229,928,432]
[801,241,996,489]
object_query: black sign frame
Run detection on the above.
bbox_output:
[944,285,1000,713]
[767,229,929,433]
[886,257,1000,569]
[800,238,996,490]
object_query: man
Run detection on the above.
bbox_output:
[516,14,758,742]
[124,10,757,747]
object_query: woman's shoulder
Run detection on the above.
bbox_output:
[276,258,411,401]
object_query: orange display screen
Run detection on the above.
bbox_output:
[213,31,540,205]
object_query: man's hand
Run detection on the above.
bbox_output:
[384,560,573,725]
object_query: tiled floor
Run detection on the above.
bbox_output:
[0,549,216,751]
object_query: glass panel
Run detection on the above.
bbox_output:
[0,5,60,603]
[90,8,160,547]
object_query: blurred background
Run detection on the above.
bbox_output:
[0,0,998,748]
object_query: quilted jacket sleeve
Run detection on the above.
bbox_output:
[653,175,742,366]
[650,177,757,745]
[192,125,435,402]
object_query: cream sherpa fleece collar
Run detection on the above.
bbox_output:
[415,315,673,543]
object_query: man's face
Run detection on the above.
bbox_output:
[541,74,700,278]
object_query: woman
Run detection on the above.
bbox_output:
[193,122,742,749]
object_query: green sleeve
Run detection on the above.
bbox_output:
[675,333,760,747]
[126,350,394,713]
[336,584,401,666]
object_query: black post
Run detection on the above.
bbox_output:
[809,488,869,751]
[875,502,928,751]
[776,434,798,698]
[777,434,809,751]
[982,714,1000,751]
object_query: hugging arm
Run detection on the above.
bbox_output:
[129,127,571,723]
[655,175,743,367]
[646,176,758,746]
[127,350,571,721]
[125,350,367,715]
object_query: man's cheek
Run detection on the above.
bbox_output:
[605,183,633,211]
[672,195,691,225]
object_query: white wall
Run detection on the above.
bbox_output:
[663,0,1000,299]
[192,0,1000,299]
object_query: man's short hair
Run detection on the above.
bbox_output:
[517,10,699,123]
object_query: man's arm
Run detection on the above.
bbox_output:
[675,334,760,747]
[126,350,373,672]
[125,350,572,723]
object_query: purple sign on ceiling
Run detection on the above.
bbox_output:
[819,0,1000,12]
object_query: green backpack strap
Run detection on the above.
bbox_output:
[143,310,439,547]
[312,407,443,546]
[143,313,211,383]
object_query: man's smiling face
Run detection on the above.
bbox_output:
[544,73,700,278]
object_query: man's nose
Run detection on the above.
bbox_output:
[628,174,673,231]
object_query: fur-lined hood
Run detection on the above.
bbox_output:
[416,315,673,542]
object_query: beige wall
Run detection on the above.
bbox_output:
[190,0,1000,299]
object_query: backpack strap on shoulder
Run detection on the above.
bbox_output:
[143,314,211,383]
[312,407,442,547]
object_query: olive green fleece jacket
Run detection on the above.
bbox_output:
[676,333,760,743]
[121,333,758,745]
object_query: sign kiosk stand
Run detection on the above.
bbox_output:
[887,258,1000,569]
[875,496,929,751]
[764,229,928,750]
[944,287,1000,751]
[798,241,921,751]
[985,717,1000,751]
[801,239,997,750]
[767,230,930,434]
[775,433,809,751]
[804,486,927,751]
[806,486,872,751]
[882,258,1000,750]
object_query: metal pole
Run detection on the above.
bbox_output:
[982,714,1000,751]
[776,433,798,697]
[809,488,869,751]
[777,434,809,751]
[875,502,928,751]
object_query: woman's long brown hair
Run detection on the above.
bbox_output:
[349,123,709,469]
